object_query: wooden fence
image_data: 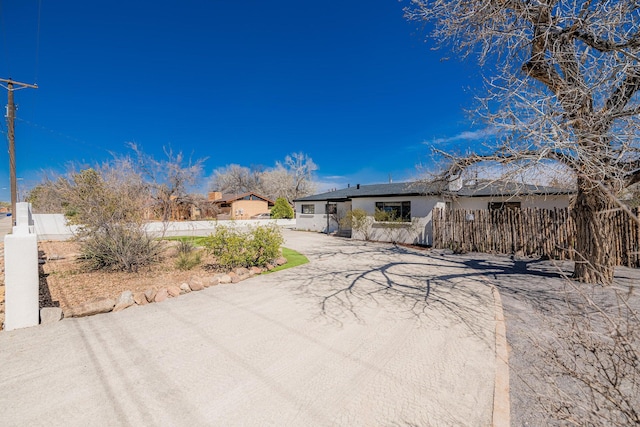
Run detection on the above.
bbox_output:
[432,207,640,267]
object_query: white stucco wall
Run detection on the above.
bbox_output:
[295,192,571,244]
[451,194,571,210]
[351,196,445,245]
[295,201,332,233]
[33,214,296,240]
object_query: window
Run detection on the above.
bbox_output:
[301,204,315,214]
[374,201,411,222]
[489,202,521,211]
[325,203,337,214]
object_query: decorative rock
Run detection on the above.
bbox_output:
[238,273,251,281]
[228,272,240,283]
[274,257,287,266]
[180,283,191,293]
[167,285,181,297]
[113,291,135,312]
[189,280,205,291]
[218,274,232,284]
[205,276,220,287]
[249,266,262,276]
[66,298,116,318]
[40,307,63,324]
[46,254,64,261]
[133,292,148,306]
[265,263,274,271]
[154,288,169,303]
[144,288,157,303]
[234,267,250,276]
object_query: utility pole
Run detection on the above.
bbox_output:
[0,78,38,225]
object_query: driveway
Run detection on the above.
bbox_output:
[0,230,497,426]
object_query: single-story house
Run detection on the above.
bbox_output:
[293,180,574,245]
[209,191,275,220]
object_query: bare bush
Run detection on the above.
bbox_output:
[62,163,161,272]
[537,281,640,425]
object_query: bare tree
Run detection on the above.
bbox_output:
[278,152,318,202]
[129,143,206,221]
[210,164,264,195]
[405,1,640,284]
[210,153,317,203]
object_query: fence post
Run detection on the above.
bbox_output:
[4,202,39,331]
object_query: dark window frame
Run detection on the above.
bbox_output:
[488,202,521,211]
[301,204,315,214]
[374,201,411,222]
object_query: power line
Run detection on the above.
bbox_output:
[0,0,11,76]
[34,0,41,83]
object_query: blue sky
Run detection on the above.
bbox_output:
[0,0,484,199]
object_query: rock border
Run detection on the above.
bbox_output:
[0,254,289,330]
[59,258,287,320]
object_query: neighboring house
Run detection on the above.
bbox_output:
[209,191,275,220]
[294,180,574,245]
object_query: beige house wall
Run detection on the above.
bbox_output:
[230,200,269,219]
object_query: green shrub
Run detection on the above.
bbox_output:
[249,224,284,265]
[204,224,283,269]
[175,250,202,271]
[270,197,294,219]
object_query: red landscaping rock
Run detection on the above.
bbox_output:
[189,280,204,291]
[154,288,169,303]
[167,286,181,297]
[144,288,156,302]
[66,298,116,318]
[133,292,148,306]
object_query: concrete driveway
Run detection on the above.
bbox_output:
[0,230,498,426]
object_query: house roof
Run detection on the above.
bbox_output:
[454,180,575,197]
[294,182,445,202]
[294,180,574,202]
[213,192,275,205]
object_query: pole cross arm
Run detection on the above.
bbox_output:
[0,78,38,90]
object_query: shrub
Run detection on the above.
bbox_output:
[204,224,283,269]
[63,166,162,272]
[344,209,374,241]
[249,224,284,265]
[175,251,202,271]
[270,197,294,219]
[78,224,162,272]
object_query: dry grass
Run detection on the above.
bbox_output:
[38,240,218,312]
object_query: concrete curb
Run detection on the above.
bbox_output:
[491,285,511,427]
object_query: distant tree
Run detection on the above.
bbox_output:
[278,152,318,202]
[270,197,294,219]
[405,1,640,284]
[210,153,318,203]
[210,164,264,195]
[26,177,67,213]
[130,143,206,221]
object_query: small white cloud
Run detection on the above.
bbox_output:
[427,126,498,145]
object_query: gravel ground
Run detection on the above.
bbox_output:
[0,231,497,426]
[431,251,640,426]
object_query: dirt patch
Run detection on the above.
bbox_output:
[38,240,219,312]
